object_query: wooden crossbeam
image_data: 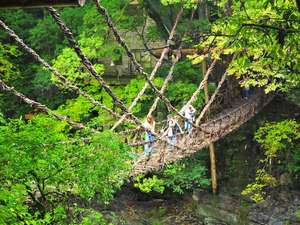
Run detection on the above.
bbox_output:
[0,0,85,8]
[151,47,210,58]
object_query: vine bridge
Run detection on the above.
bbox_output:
[0,1,273,182]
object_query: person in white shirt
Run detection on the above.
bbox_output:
[143,115,155,156]
[180,104,196,133]
[163,115,183,150]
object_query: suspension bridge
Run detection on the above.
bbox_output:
[0,1,273,192]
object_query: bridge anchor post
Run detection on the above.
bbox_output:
[202,60,218,194]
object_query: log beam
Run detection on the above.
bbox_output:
[0,0,85,8]
[152,47,209,58]
[202,60,218,195]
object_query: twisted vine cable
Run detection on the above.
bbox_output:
[0,79,84,130]
[147,7,197,117]
[93,2,211,131]
[0,19,135,125]
[49,7,187,150]
[108,6,184,130]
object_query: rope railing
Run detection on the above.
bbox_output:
[48,7,137,123]
[48,7,186,151]
[181,58,218,110]
[94,0,205,131]
[110,7,184,131]
[195,71,227,125]
[200,91,262,126]
[147,8,197,117]
[1,10,232,150]
[0,3,275,176]
[0,8,184,150]
[93,1,218,133]
[146,54,179,117]
[0,19,136,125]
[0,79,84,130]
[93,0,143,73]
[127,89,265,147]
[195,54,238,125]
[130,92,273,176]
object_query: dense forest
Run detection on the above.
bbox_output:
[0,0,299,224]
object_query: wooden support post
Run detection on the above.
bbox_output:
[202,60,218,194]
[0,0,85,8]
[208,143,217,194]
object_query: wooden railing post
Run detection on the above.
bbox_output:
[202,60,218,194]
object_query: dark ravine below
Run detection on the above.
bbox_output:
[103,188,300,225]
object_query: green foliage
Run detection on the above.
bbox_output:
[0,43,21,82]
[0,112,5,125]
[28,14,64,59]
[0,1,139,118]
[160,0,198,8]
[144,24,162,42]
[52,45,104,91]
[199,0,300,93]
[166,59,214,109]
[172,59,201,83]
[0,42,35,116]
[0,115,131,223]
[31,66,58,94]
[1,0,299,222]
[134,175,165,193]
[242,120,300,202]
[52,205,111,225]
[0,184,52,224]
[241,169,277,203]
[255,120,300,173]
[78,210,108,225]
[255,120,300,157]
[296,208,300,220]
[0,9,35,40]
[167,81,203,108]
[134,153,210,194]
[115,77,146,113]
[57,96,94,122]
[162,159,210,194]
[187,54,205,66]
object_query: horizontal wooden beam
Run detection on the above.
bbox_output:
[0,0,85,8]
[152,47,210,58]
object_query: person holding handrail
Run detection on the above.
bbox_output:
[143,115,155,156]
[163,115,183,150]
[180,104,196,133]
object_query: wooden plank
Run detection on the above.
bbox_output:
[0,0,85,8]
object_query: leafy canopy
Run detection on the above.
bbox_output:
[197,0,300,93]
[242,120,300,203]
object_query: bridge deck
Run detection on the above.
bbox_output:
[130,92,273,177]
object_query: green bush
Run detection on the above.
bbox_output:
[242,120,300,202]
[0,115,130,224]
[134,153,210,194]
